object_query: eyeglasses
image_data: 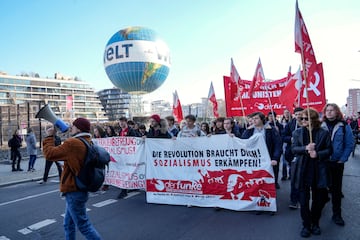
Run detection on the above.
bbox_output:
[300,117,309,121]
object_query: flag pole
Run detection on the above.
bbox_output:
[237,85,246,118]
[264,80,277,130]
[238,90,247,128]
[300,50,313,143]
[204,98,209,123]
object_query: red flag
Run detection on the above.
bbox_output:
[208,82,219,118]
[66,95,73,111]
[230,58,241,85]
[295,0,317,83]
[279,66,303,111]
[230,58,245,100]
[172,90,183,122]
[249,58,265,97]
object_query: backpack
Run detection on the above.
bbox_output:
[75,137,110,192]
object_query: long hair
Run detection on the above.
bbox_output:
[94,125,106,138]
[200,122,210,134]
[302,108,321,129]
[106,125,117,137]
[322,103,344,121]
[159,119,169,134]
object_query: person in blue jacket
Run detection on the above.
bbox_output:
[321,103,354,226]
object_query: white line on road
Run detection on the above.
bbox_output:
[28,219,57,230]
[0,190,59,207]
[61,208,91,218]
[0,236,11,240]
[18,228,32,235]
[124,191,141,199]
[18,219,56,235]
[92,199,118,207]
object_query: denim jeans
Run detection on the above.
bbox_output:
[28,155,37,170]
[64,191,102,240]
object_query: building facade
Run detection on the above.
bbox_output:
[97,88,147,121]
[97,88,131,121]
[0,72,107,145]
[346,88,360,116]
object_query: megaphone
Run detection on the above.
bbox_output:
[35,104,69,133]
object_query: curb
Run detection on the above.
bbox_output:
[0,174,58,188]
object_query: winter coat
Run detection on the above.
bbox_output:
[25,132,37,155]
[119,127,139,137]
[43,133,90,193]
[321,121,354,163]
[8,135,22,151]
[241,124,282,161]
[147,128,172,138]
[291,127,331,189]
[282,118,300,161]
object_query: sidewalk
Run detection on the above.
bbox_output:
[0,156,59,187]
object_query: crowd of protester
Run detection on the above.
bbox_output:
[7,103,359,238]
[88,104,356,238]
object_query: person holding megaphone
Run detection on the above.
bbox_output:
[36,105,102,239]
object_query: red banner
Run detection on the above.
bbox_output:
[224,63,326,116]
[66,95,73,111]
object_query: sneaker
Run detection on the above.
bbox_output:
[17,168,23,171]
[12,169,17,172]
[37,180,46,184]
[300,227,311,238]
[289,202,299,209]
[311,225,321,235]
[332,215,345,226]
[275,183,280,189]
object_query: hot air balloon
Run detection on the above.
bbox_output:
[103,26,171,94]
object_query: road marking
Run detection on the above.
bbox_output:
[18,228,32,235]
[18,219,56,235]
[92,199,118,207]
[124,191,141,199]
[28,219,56,230]
[0,236,11,240]
[61,208,91,217]
[0,190,59,207]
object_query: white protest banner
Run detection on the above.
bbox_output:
[145,134,277,211]
[93,137,146,189]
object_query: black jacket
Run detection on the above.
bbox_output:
[282,118,300,161]
[241,125,282,161]
[291,127,331,189]
[8,135,22,151]
[119,127,139,137]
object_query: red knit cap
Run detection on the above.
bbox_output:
[150,114,161,124]
[73,118,91,132]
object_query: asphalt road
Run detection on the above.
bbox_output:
[0,153,359,240]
